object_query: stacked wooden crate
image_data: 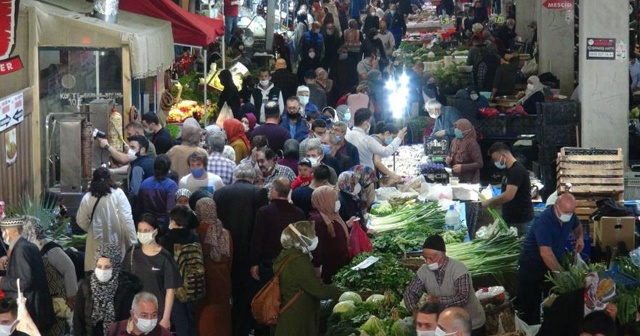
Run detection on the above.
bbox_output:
[556,148,624,241]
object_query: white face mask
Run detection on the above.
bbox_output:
[127,148,137,161]
[307,157,320,167]
[470,93,479,101]
[309,52,316,59]
[243,123,250,132]
[1,230,9,246]
[435,326,456,336]
[344,112,351,121]
[559,213,572,223]
[307,236,319,251]
[137,230,156,245]
[299,96,310,105]
[429,113,438,119]
[428,262,440,271]
[0,322,16,336]
[416,330,436,336]
[352,183,362,195]
[527,83,535,91]
[335,200,341,213]
[135,316,158,334]
[259,79,270,87]
[94,268,113,282]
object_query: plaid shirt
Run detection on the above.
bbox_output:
[207,152,236,186]
[263,164,296,187]
[403,258,471,310]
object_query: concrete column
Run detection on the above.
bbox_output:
[578,0,629,161]
[515,0,537,41]
[537,0,574,95]
[265,0,276,50]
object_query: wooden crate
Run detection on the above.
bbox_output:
[556,147,624,195]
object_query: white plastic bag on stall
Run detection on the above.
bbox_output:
[422,183,453,201]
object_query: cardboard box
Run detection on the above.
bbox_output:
[594,217,636,250]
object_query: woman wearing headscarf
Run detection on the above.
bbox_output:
[217,69,242,120]
[223,118,250,163]
[273,221,341,336]
[76,168,137,271]
[240,103,257,135]
[445,118,483,184]
[194,198,232,336]
[175,188,192,207]
[166,118,208,179]
[315,68,333,94]
[74,243,142,336]
[310,186,356,283]
[516,75,546,115]
[22,217,77,336]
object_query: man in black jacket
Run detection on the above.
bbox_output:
[213,164,269,336]
[250,69,285,123]
[271,58,299,101]
[0,217,55,332]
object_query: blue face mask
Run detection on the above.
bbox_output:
[335,135,342,142]
[323,144,331,155]
[454,128,464,139]
[344,112,351,121]
[191,168,205,178]
[494,158,506,170]
[390,10,396,15]
[339,53,349,60]
[384,137,394,145]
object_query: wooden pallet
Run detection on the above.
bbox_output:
[556,147,624,195]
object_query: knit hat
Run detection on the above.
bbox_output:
[422,235,446,252]
[0,216,25,228]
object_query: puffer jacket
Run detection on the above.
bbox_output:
[73,271,143,336]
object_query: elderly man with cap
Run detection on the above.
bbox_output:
[271,59,298,100]
[403,235,486,336]
[304,70,328,110]
[517,192,583,325]
[0,217,55,331]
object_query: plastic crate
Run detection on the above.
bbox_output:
[601,265,640,288]
[536,101,580,126]
[536,124,578,147]
[625,172,640,201]
[537,145,561,165]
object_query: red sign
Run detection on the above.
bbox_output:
[542,0,573,10]
[0,0,24,75]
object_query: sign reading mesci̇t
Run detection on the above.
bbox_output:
[0,0,24,75]
[586,38,616,60]
[542,0,574,10]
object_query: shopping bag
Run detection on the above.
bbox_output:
[349,222,373,258]
[216,102,234,128]
[16,279,41,336]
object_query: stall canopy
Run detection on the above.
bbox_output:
[119,0,225,47]
[27,0,174,79]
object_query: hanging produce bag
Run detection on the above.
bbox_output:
[349,222,372,258]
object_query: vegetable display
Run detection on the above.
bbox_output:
[332,253,415,298]
[445,233,522,277]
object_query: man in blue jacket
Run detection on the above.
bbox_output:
[425,99,461,148]
[280,96,310,142]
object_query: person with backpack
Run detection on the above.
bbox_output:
[123,215,181,332]
[160,206,204,336]
[271,221,341,335]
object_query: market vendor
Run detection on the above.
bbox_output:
[517,192,583,325]
[403,235,486,335]
[481,142,534,236]
[425,99,461,147]
[514,75,546,115]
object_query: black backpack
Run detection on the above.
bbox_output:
[590,197,633,221]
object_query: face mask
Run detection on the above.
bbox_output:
[0,322,16,336]
[385,137,394,145]
[287,112,300,121]
[434,327,456,336]
[370,12,375,16]
[309,52,316,59]
[243,123,250,132]
[416,330,436,336]
[339,53,348,60]
[335,200,341,212]
[137,230,156,245]
[191,168,205,178]
[135,316,158,334]
[429,113,438,119]
[2,230,9,246]
[307,236,319,251]
[145,127,153,134]
[527,84,535,91]
[454,128,464,139]
[335,135,342,142]
[127,148,137,161]
[344,112,351,121]
[470,93,479,101]
[390,10,396,14]
[260,164,272,173]
[327,29,335,35]
[308,157,320,167]
[259,79,270,87]
[559,213,573,223]
[428,262,440,271]
[494,158,507,169]
[323,144,331,155]
[353,183,362,195]
[94,268,113,282]
[314,29,321,34]
[299,96,310,105]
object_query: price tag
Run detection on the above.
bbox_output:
[351,256,380,270]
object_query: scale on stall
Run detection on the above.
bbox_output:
[424,139,449,163]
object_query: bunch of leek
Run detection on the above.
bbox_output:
[446,234,522,276]
[370,202,445,233]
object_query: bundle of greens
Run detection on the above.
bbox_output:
[370,202,445,233]
[332,253,415,297]
[446,233,522,277]
[615,286,640,324]
[544,266,588,295]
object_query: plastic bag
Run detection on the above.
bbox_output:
[574,253,588,271]
[16,279,41,336]
[216,102,233,128]
[349,221,373,258]
[521,58,538,76]
[423,183,453,201]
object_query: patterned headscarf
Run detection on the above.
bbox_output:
[196,198,231,262]
[90,243,122,336]
[21,216,45,244]
[175,188,192,202]
[337,171,361,198]
[311,186,349,240]
[350,165,378,188]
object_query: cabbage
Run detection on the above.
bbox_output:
[390,318,413,336]
[366,294,385,305]
[371,201,394,216]
[360,315,384,335]
[339,291,363,303]
[333,300,356,314]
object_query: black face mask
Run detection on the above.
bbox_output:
[287,112,300,120]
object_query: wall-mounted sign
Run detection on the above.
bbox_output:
[5,128,16,165]
[542,0,574,10]
[0,92,24,133]
[0,0,24,75]
[586,38,616,60]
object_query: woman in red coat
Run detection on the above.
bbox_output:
[310,186,356,283]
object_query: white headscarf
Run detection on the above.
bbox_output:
[518,75,544,104]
